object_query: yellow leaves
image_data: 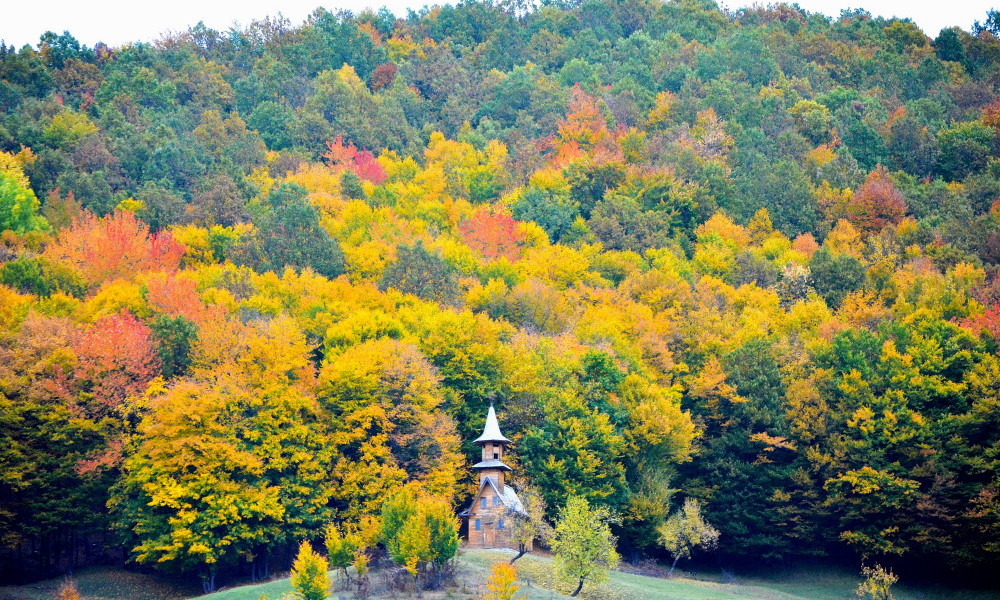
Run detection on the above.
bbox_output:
[482,562,526,600]
[528,168,571,196]
[44,111,98,146]
[0,284,32,331]
[519,244,593,289]
[806,144,837,168]
[77,279,148,323]
[385,34,427,61]
[115,197,143,213]
[689,356,744,403]
[824,219,864,259]
[646,91,677,129]
[285,162,343,202]
[170,225,213,265]
[620,374,695,463]
[0,150,33,188]
[518,221,550,249]
[695,213,751,248]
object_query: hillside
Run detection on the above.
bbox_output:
[2,0,1000,593]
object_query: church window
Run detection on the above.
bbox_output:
[475,519,481,531]
[481,497,487,509]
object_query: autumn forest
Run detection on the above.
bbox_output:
[1,0,1000,595]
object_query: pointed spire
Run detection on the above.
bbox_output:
[472,404,512,445]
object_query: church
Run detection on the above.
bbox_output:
[459,405,527,549]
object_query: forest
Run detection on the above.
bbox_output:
[1,0,999,593]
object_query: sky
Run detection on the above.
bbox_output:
[1,1,996,49]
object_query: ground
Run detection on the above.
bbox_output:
[0,550,996,600]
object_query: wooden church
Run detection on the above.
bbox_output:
[459,405,527,549]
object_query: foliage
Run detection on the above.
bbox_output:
[480,562,526,600]
[855,564,898,600]
[551,496,619,597]
[290,541,329,600]
[505,484,553,563]
[381,488,459,588]
[658,499,720,576]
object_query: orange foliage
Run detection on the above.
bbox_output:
[143,272,207,322]
[845,166,907,234]
[556,85,611,148]
[45,210,184,287]
[982,97,1000,129]
[459,208,527,261]
[792,233,820,257]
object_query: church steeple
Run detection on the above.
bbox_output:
[470,404,512,493]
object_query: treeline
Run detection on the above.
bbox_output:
[0,0,999,588]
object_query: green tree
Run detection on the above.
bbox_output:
[290,540,330,600]
[378,241,460,305]
[149,315,197,379]
[551,496,619,597]
[234,183,345,278]
[658,498,720,576]
[381,489,459,589]
[811,247,866,309]
[325,523,361,583]
[0,171,48,233]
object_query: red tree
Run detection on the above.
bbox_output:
[73,310,160,415]
[323,136,387,184]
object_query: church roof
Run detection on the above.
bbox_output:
[459,477,527,517]
[470,458,512,471]
[472,404,512,445]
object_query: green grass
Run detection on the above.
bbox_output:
[1,553,996,600]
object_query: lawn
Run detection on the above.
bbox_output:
[1,551,996,600]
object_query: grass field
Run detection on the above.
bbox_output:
[2,550,997,600]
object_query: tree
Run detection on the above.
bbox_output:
[291,540,330,600]
[506,484,553,563]
[845,167,907,235]
[481,562,526,600]
[855,564,898,600]
[460,208,526,261]
[658,499,720,576]
[72,310,161,416]
[112,318,334,592]
[811,247,866,309]
[0,154,47,233]
[551,496,619,597]
[44,210,184,287]
[381,489,459,589]
[234,183,345,278]
[378,241,461,305]
[325,523,361,583]
[149,315,197,379]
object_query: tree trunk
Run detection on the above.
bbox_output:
[202,567,216,594]
[510,544,527,564]
[571,578,584,597]
[668,556,680,577]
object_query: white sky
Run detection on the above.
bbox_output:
[1,1,995,50]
